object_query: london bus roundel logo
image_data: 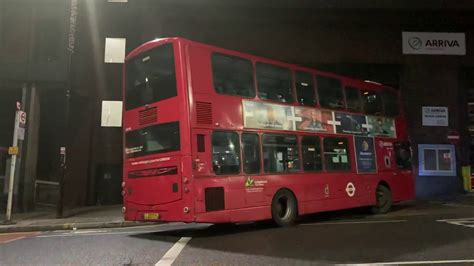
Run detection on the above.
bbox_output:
[346,182,356,197]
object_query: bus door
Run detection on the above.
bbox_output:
[354,136,384,205]
[373,138,398,197]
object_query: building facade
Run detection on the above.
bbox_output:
[1,0,474,212]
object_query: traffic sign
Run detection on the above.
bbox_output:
[19,111,27,126]
[8,146,18,155]
[447,130,460,145]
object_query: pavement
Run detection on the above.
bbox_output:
[0,204,151,233]
[0,192,472,233]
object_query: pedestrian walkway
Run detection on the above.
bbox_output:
[0,205,152,233]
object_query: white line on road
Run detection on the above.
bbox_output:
[437,217,474,222]
[344,259,474,265]
[299,219,407,226]
[36,224,210,238]
[155,237,191,266]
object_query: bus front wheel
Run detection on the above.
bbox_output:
[271,189,298,227]
[371,185,392,214]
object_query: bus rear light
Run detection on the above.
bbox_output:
[122,182,126,188]
[122,206,126,213]
[183,207,190,213]
[122,190,126,196]
[184,186,189,193]
[183,178,189,184]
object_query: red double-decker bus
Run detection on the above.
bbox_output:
[122,37,414,226]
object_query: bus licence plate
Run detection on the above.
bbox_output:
[144,213,160,220]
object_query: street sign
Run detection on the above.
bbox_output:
[8,146,18,155]
[19,111,26,126]
[447,130,460,145]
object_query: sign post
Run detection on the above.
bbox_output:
[5,108,21,223]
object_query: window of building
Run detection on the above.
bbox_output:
[211,53,255,97]
[262,134,300,173]
[301,136,322,172]
[323,137,351,171]
[212,131,241,175]
[125,43,177,110]
[382,91,400,117]
[242,133,261,174]
[295,71,316,106]
[345,86,362,112]
[256,63,293,103]
[362,90,383,115]
[316,76,344,109]
[418,144,456,176]
[394,142,411,170]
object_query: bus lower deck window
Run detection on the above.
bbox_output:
[242,133,261,174]
[212,131,241,175]
[323,137,351,171]
[301,136,322,172]
[262,134,300,173]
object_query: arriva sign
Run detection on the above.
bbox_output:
[402,32,466,55]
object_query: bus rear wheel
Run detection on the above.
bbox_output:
[371,185,392,214]
[271,189,297,227]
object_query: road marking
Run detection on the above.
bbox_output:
[300,219,406,226]
[36,224,210,238]
[437,217,474,229]
[0,232,39,244]
[437,217,474,222]
[443,203,474,208]
[344,259,474,265]
[37,230,168,238]
[156,237,191,266]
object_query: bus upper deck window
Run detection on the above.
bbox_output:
[316,76,344,109]
[362,90,382,115]
[295,71,316,106]
[382,91,400,117]
[345,86,362,112]
[125,43,177,110]
[256,63,293,103]
[211,53,255,97]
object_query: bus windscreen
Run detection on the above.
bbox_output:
[125,122,180,159]
[125,43,177,110]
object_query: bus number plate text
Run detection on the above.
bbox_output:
[143,213,160,220]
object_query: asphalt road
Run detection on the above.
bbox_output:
[1,203,474,265]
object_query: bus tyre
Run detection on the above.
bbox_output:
[371,185,392,214]
[271,189,298,227]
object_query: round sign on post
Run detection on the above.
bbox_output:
[447,130,460,145]
[19,111,26,126]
